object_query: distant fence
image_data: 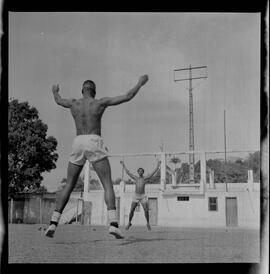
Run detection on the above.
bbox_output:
[8,193,84,225]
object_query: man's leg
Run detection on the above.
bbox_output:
[126,202,138,230]
[92,157,124,239]
[141,201,151,230]
[56,162,83,212]
[45,162,83,237]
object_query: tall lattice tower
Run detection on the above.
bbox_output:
[174,65,207,183]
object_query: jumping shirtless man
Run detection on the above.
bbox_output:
[45,75,149,239]
[120,160,161,231]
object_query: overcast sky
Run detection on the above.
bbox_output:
[9,12,260,191]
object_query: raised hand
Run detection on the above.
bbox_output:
[52,84,59,93]
[138,75,149,86]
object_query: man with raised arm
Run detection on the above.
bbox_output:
[45,75,149,239]
[120,159,161,231]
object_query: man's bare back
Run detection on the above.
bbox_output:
[52,75,149,137]
[47,75,149,240]
[70,98,105,136]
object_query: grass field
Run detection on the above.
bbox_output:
[8,224,260,263]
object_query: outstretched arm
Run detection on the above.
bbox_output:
[52,84,75,108]
[120,161,138,181]
[98,75,148,107]
[145,160,161,180]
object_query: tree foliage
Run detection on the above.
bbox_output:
[57,151,260,193]
[172,151,260,184]
[206,152,260,183]
[58,176,102,192]
[8,99,58,195]
[243,151,260,181]
[169,156,181,169]
[160,151,260,185]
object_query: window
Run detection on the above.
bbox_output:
[177,196,189,201]
[208,197,218,211]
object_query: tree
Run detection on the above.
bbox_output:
[33,185,48,194]
[125,178,134,185]
[57,175,103,192]
[57,176,84,192]
[8,99,58,195]
[56,178,67,192]
[113,178,122,185]
[244,151,260,181]
[169,156,181,170]
[178,163,189,184]
[74,176,84,192]
[89,179,102,190]
[205,155,260,184]
[148,170,163,184]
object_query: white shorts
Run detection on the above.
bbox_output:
[69,135,108,166]
[132,193,148,204]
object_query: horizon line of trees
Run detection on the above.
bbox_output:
[59,150,260,192]
[111,151,260,186]
[16,150,262,194]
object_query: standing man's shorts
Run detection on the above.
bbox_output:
[69,134,108,166]
[132,193,148,205]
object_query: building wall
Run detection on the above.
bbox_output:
[9,194,49,224]
[157,186,260,228]
[84,191,107,225]
[9,182,259,228]
[8,192,83,224]
[121,190,159,226]
[83,182,260,229]
[158,193,215,227]
[41,197,57,224]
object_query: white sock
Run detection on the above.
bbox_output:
[51,211,61,224]
[108,210,117,224]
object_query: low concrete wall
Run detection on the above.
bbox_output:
[8,192,84,225]
[9,193,56,224]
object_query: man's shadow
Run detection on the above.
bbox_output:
[54,236,200,246]
[117,236,201,246]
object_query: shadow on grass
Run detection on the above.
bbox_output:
[54,236,201,246]
[118,236,201,246]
